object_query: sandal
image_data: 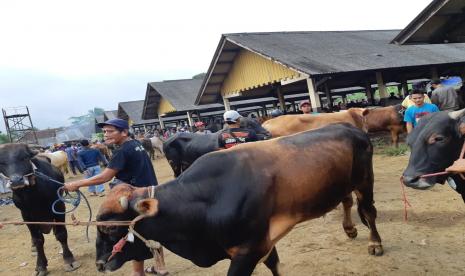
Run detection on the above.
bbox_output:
[144,266,169,276]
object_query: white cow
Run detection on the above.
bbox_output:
[38,151,69,175]
[150,136,164,158]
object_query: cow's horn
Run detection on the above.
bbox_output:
[448,108,465,120]
[119,196,128,210]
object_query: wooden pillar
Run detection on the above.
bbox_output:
[365,82,374,105]
[276,85,286,113]
[431,67,439,81]
[222,96,231,111]
[376,72,388,106]
[290,101,296,112]
[158,115,165,129]
[143,124,147,133]
[461,66,465,82]
[262,105,268,116]
[401,79,409,97]
[196,110,202,121]
[186,111,193,129]
[306,77,322,112]
[324,83,333,110]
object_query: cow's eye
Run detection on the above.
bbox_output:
[434,136,444,142]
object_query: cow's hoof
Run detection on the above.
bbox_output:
[368,244,383,256]
[345,227,358,239]
[64,261,81,272]
[34,269,48,276]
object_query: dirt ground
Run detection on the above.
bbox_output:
[1,152,465,276]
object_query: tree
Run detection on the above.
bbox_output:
[0,131,9,144]
[69,107,105,125]
[192,73,206,80]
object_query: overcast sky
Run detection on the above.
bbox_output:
[0,0,432,133]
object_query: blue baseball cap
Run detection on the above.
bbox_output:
[97,119,129,129]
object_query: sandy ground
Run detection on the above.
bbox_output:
[1,152,465,276]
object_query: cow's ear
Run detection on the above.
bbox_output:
[458,117,465,136]
[361,108,369,116]
[134,198,158,216]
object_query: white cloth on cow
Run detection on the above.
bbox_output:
[0,177,11,194]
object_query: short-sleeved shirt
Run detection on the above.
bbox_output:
[108,139,158,187]
[218,128,258,149]
[401,94,432,108]
[431,86,459,111]
[404,103,439,127]
[77,147,107,169]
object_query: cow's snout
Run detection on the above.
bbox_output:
[402,175,418,186]
[402,174,434,190]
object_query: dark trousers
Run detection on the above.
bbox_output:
[68,160,83,175]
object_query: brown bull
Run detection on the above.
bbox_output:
[262,108,369,138]
[365,104,405,147]
[95,123,383,275]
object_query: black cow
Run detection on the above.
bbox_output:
[402,109,465,201]
[163,117,271,176]
[95,123,383,275]
[0,143,80,276]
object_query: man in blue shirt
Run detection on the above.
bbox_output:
[64,119,167,276]
[77,139,107,196]
[404,89,439,133]
[65,143,83,175]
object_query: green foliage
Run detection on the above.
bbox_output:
[0,133,9,144]
[69,107,105,125]
[92,132,104,142]
[192,73,206,80]
[381,144,409,156]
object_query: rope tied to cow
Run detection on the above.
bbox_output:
[107,186,162,262]
[0,220,133,227]
[400,178,412,221]
[401,141,465,221]
[31,170,94,242]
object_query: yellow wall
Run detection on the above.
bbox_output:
[221,49,300,97]
[158,98,176,114]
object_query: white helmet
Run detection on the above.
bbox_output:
[223,110,242,123]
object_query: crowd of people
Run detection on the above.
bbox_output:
[2,77,461,276]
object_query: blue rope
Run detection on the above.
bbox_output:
[33,171,92,242]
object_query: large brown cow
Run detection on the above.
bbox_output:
[365,104,405,147]
[262,108,369,138]
[95,123,383,275]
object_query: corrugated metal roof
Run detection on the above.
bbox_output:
[143,79,223,120]
[95,115,105,124]
[392,0,465,44]
[152,79,222,111]
[196,30,465,104]
[118,100,158,126]
[225,30,465,75]
[103,110,118,121]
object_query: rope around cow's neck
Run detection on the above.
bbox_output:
[0,163,93,239]
[32,170,92,241]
